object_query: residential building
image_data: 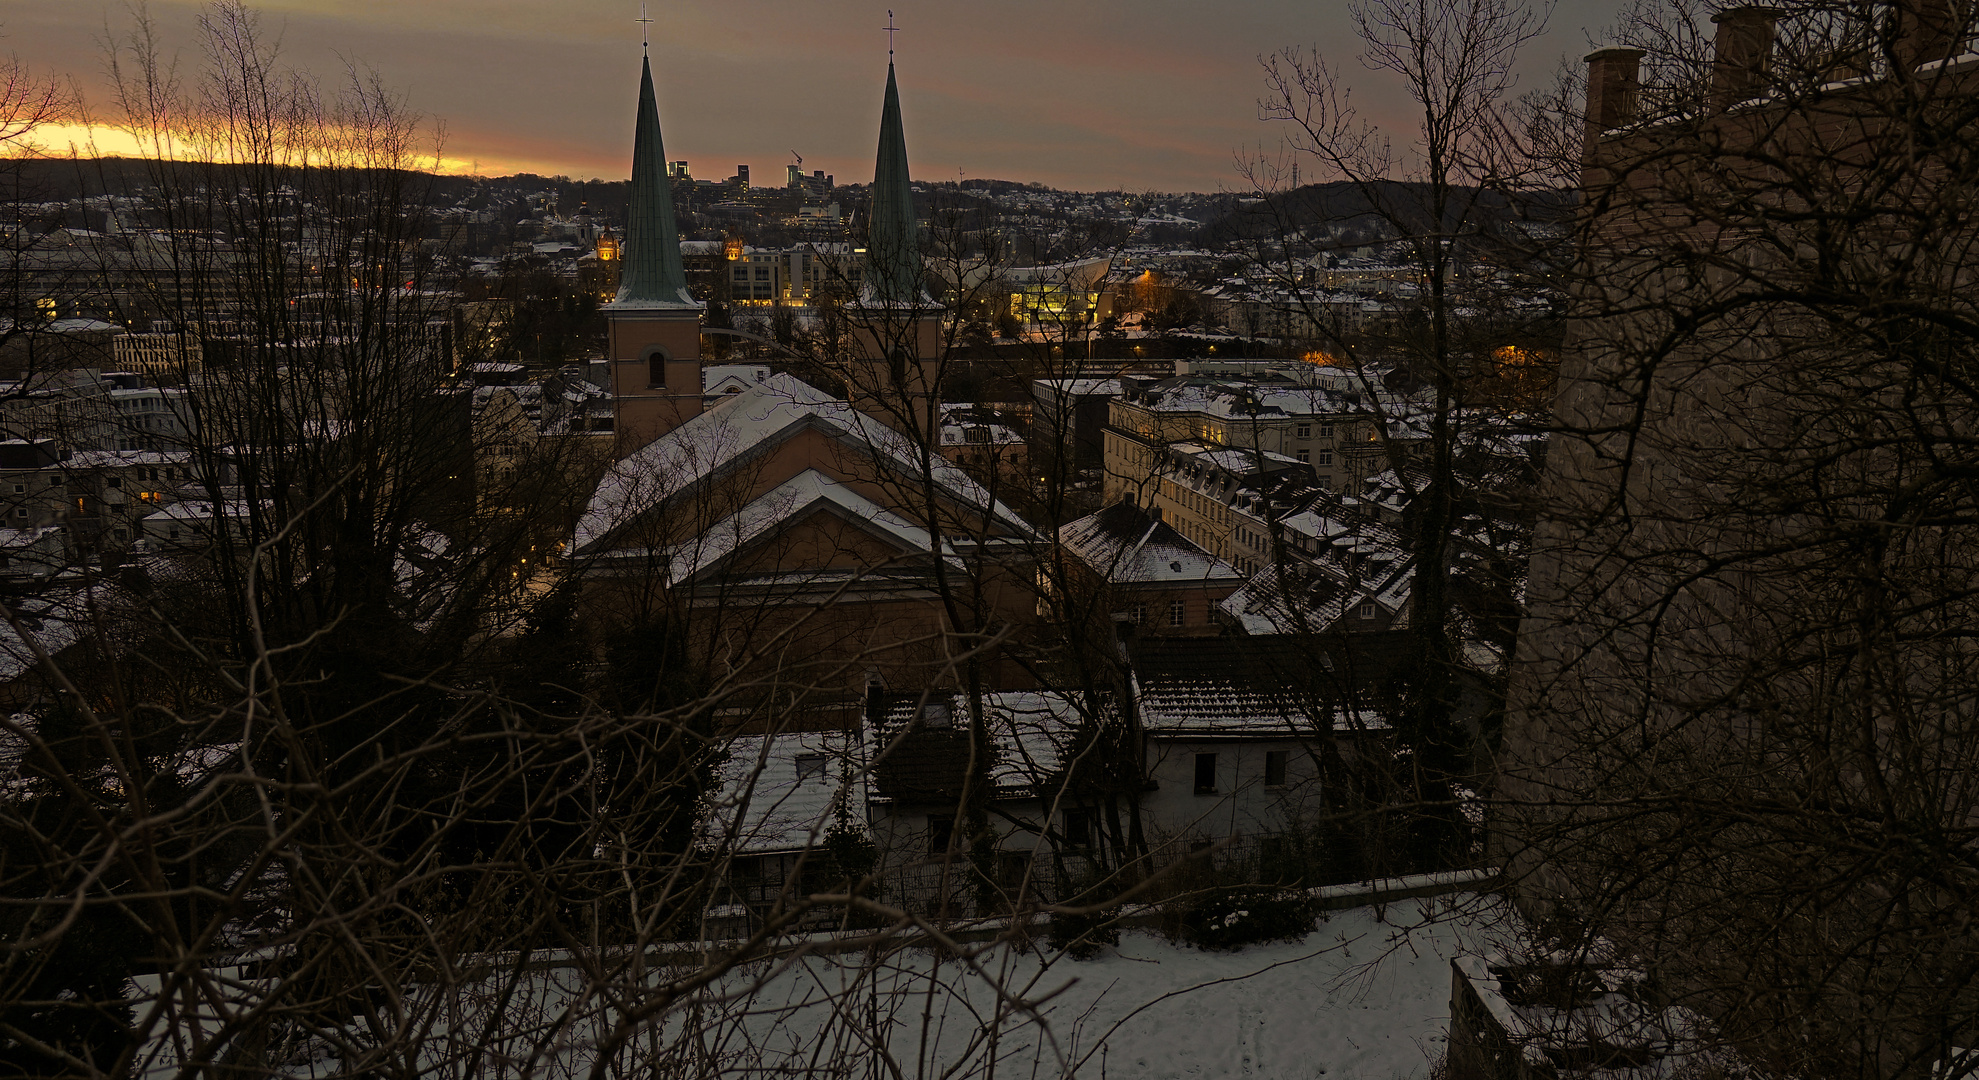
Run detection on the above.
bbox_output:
[1053,501,1245,636]
[1029,377,1120,471]
[1101,369,1401,508]
[936,404,1027,490]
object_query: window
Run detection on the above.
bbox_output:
[1265,750,1289,787]
[644,346,671,389]
[1295,423,1311,438]
[1316,451,1334,467]
[921,700,954,728]
[1131,603,1147,623]
[12,508,24,519]
[795,754,828,781]
[106,478,120,490]
[928,814,956,855]
[1061,809,1092,848]
[1168,599,1186,627]
[9,485,20,494]
[1358,602,1377,619]
[1320,423,1334,438]
[1194,753,1218,794]
[1295,450,1310,463]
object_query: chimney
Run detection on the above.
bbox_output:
[1893,0,1962,71]
[1710,7,1782,111]
[1583,47,1645,161]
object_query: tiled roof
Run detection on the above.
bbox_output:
[1127,636,1392,734]
[1059,502,1242,585]
[867,691,1079,801]
[703,730,868,855]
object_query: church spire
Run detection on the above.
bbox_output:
[614,54,695,308]
[865,61,924,307]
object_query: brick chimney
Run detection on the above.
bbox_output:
[1709,7,1782,111]
[1583,47,1645,162]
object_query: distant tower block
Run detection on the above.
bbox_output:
[605,53,703,456]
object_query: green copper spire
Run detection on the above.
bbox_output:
[614,55,695,308]
[865,62,925,306]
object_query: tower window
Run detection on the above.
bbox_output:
[644,345,672,390]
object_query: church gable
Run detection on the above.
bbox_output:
[718,500,938,580]
[573,373,1032,560]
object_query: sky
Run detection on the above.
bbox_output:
[5,0,1631,193]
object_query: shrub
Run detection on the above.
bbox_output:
[1172,886,1320,951]
[1047,905,1120,959]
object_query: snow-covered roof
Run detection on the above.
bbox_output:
[1170,442,1301,474]
[60,449,192,470]
[703,364,770,394]
[1059,503,1242,586]
[1127,637,1391,735]
[703,730,868,855]
[0,609,84,683]
[867,691,1084,801]
[1032,378,1121,397]
[939,421,1023,448]
[601,468,960,584]
[573,373,1030,555]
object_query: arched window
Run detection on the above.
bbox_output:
[644,345,672,389]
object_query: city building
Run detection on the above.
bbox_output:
[1101,369,1402,508]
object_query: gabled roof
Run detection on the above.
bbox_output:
[1218,559,1413,636]
[866,691,1077,802]
[1059,502,1242,586]
[573,372,1031,556]
[630,468,959,584]
[703,730,868,855]
[1127,635,1393,735]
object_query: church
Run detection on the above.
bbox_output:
[568,46,1040,710]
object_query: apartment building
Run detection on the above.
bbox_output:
[1101,369,1398,509]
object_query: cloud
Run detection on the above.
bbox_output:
[13,0,1623,192]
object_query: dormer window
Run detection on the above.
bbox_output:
[921,700,953,728]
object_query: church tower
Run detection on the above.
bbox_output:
[606,52,703,456]
[846,60,943,431]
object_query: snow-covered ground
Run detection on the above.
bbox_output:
[136,895,1518,1080]
[647,895,1517,1080]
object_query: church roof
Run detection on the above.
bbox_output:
[611,55,697,310]
[573,372,1030,556]
[862,63,930,307]
[642,468,962,584]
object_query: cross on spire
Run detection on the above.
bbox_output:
[637,4,652,53]
[884,10,898,59]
